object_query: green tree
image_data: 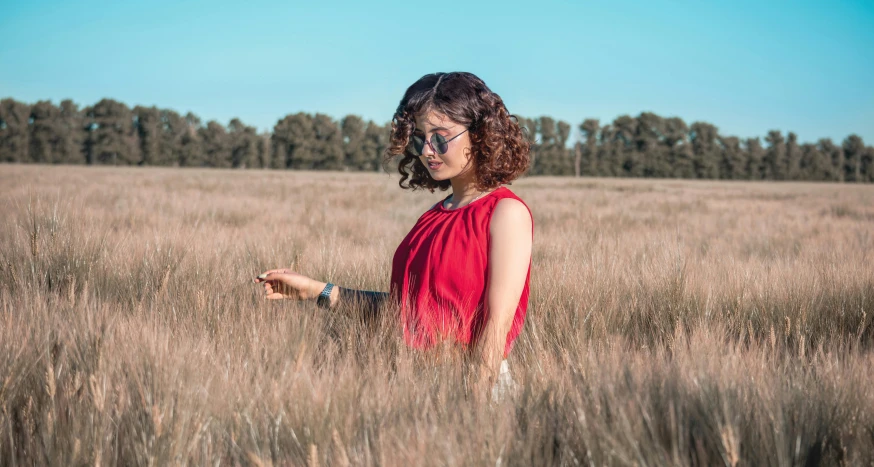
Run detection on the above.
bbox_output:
[745,138,765,180]
[579,119,599,177]
[312,113,344,170]
[341,115,369,171]
[814,138,841,182]
[786,132,801,180]
[28,100,61,163]
[718,136,746,179]
[0,98,31,163]
[690,121,720,179]
[273,112,316,169]
[663,117,693,179]
[597,125,621,177]
[199,121,231,168]
[534,116,556,175]
[364,121,390,172]
[134,105,161,165]
[763,130,785,180]
[158,110,186,166]
[531,117,573,176]
[863,146,874,182]
[178,113,205,167]
[57,100,84,164]
[635,112,670,177]
[85,99,138,165]
[799,143,830,181]
[256,132,272,169]
[613,115,640,177]
[843,134,864,182]
[228,118,258,168]
[273,112,316,170]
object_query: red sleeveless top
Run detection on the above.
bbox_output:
[390,186,533,357]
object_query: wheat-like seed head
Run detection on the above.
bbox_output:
[720,424,740,467]
[332,429,350,467]
[152,405,164,437]
[6,261,18,287]
[90,375,104,413]
[747,320,754,344]
[798,334,806,359]
[22,395,33,432]
[45,364,56,400]
[72,438,81,463]
[67,273,76,304]
[246,451,272,467]
[308,443,320,467]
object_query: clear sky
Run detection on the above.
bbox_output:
[2,0,872,144]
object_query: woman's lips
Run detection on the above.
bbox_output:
[427,161,442,170]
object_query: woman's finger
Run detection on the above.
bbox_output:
[254,269,282,282]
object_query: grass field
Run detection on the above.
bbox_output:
[1,164,873,465]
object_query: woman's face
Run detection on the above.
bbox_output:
[413,110,474,182]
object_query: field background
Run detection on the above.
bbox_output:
[1,164,873,466]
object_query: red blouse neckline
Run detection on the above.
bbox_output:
[436,186,507,212]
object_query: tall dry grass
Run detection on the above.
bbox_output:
[1,164,873,465]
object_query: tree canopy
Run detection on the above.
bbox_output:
[0,97,871,182]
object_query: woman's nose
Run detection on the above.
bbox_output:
[422,138,436,156]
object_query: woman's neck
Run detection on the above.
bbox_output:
[449,173,484,205]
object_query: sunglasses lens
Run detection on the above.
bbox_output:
[433,134,448,154]
[410,134,425,155]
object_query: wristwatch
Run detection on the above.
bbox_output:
[316,282,334,308]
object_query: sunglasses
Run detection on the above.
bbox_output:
[409,128,469,155]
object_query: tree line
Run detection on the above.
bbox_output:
[1,98,872,182]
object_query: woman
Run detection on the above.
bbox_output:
[254,72,533,400]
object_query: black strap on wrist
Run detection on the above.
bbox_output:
[316,282,334,309]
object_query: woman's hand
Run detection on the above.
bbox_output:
[253,268,322,300]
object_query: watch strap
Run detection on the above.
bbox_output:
[316,282,334,308]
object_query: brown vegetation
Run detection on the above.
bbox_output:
[1,164,873,465]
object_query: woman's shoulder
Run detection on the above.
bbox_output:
[492,187,531,214]
[490,187,533,232]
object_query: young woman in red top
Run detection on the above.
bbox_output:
[255,72,533,399]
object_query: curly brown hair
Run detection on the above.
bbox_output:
[383,72,531,192]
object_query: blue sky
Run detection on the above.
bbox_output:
[1,0,872,144]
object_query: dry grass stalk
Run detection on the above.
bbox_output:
[45,364,55,401]
[151,405,163,438]
[67,273,76,304]
[72,438,81,463]
[246,451,273,467]
[785,316,791,340]
[30,228,39,257]
[332,429,350,467]
[89,375,104,413]
[308,443,319,467]
[0,166,872,465]
[747,320,754,344]
[6,261,18,288]
[720,424,740,467]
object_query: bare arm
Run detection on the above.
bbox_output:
[472,198,533,398]
[254,271,387,319]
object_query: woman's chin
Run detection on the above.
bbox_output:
[428,172,449,181]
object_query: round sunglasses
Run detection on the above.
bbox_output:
[409,128,469,155]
